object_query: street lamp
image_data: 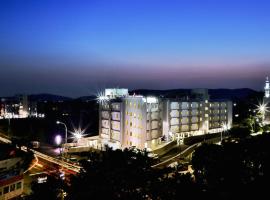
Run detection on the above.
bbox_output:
[55,135,62,146]
[56,121,68,144]
[55,135,63,157]
[256,101,269,125]
[221,123,228,143]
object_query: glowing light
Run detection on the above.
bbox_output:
[256,101,269,114]
[70,127,87,141]
[146,97,158,103]
[55,135,62,146]
[96,91,110,104]
[221,122,228,130]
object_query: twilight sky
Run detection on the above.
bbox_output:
[0,0,270,97]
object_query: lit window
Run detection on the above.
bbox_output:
[130,141,132,146]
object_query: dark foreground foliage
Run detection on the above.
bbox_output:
[24,133,270,200]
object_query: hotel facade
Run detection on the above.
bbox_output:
[99,88,232,150]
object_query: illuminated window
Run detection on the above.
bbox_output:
[130,102,132,107]
[126,120,128,125]
[130,141,132,146]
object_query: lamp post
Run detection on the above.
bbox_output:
[221,123,227,144]
[56,121,68,145]
[55,135,62,157]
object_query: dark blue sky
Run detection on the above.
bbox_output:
[0,0,269,97]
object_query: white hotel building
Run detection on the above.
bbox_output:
[99,88,232,150]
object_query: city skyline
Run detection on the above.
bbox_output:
[1,0,270,97]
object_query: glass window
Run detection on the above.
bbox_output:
[16,182,22,190]
[3,186,9,194]
[10,184,15,192]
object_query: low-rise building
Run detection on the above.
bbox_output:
[0,145,25,200]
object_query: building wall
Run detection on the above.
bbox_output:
[162,99,232,139]
[99,89,233,150]
[0,176,23,200]
[122,97,146,149]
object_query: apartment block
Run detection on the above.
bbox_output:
[99,88,233,150]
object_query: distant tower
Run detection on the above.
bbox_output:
[264,76,270,124]
[265,76,270,98]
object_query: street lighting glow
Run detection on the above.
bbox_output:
[256,102,269,114]
[55,135,62,146]
[96,91,109,104]
[70,127,86,141]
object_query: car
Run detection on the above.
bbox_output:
[30,141,40,149]
[168,161,178,168]
[37,176,47,183]
[148,153,159,159]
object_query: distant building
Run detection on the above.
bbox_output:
[264,76,270,123]
[99,88,233,150]
[0,95,39,119]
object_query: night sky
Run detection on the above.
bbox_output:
[0,0,270,97]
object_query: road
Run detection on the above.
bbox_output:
[0,134,81,174]
[151,136,224,169]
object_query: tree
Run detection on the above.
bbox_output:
[24,175,67,200]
